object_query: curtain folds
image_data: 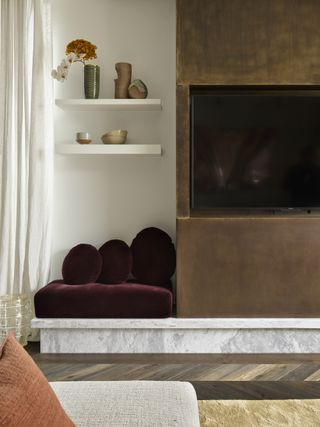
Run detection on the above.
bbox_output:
[0,0,53,343]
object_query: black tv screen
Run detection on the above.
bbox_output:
[191,89,320,211]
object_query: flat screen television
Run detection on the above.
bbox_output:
[191,89,320,212]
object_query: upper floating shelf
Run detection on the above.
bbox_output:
[55,99,162,111]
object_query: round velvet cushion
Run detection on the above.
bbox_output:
[131,227,176,285]
[62,244,102,285]
[98,239,132,284]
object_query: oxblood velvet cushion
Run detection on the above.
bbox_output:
[131,227,176,285]
[0,333,74,427]
[98,239,132,284]
[35,281,173,318]
[62,244,102,285]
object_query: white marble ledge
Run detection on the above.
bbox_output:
[32,317,320,330]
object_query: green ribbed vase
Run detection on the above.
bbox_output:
[84,65,100,99]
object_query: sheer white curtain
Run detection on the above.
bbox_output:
[0,0,53,343]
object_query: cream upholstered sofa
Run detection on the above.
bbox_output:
[51,380,200,427]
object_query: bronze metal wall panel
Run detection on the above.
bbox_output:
[177,217,320,317]
[177,0,320,85]
[176,0,320,317]
[176,85,190,217]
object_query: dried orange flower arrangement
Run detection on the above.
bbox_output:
[66,39,97,62]
[52,39,97,82]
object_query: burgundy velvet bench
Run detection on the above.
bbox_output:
[35,281,173,319]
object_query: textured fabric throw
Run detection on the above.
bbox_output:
[0,333,74,427]
[199,399,320,427]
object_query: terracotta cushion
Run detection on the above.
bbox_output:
[131,227,176,285]
[0,333,74,427]
[62,243,102,285]
[98,239,132,284]
[34,281,173,318]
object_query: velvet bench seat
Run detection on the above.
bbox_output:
[35,281,173,319]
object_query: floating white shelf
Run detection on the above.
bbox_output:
[55,98,162,111]
[55,144,162,157]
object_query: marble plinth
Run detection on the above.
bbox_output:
[31,318,320,354]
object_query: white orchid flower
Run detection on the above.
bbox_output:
[61,58,70,70]
[52,52,79,82]
[55,71,62,81]
[57,65,68,80]
[52,68,66,81]
[67,52,77,63]
[58,66,68,80]
[51,65,68,82]
[61,69,68,80]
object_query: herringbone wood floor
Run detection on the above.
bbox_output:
[27,343,320,400]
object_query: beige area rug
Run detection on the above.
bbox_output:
[199,399,320,427]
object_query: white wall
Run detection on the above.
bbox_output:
[51,0,176,278]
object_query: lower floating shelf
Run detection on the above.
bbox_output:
[55,144,162,157]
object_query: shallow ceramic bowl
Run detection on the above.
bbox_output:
[101,130,128,144]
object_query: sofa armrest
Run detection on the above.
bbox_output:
[51,381,200,427]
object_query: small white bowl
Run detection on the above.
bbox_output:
[76,132,91,144]
[101,130,128,144]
